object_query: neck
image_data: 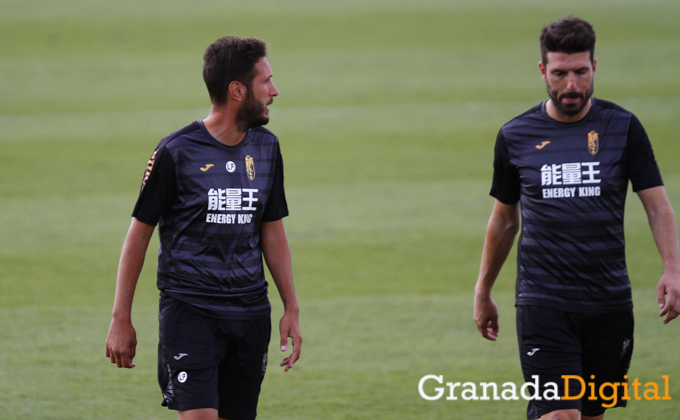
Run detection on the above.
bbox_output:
[202,104,246,146]
[545,98,592,123]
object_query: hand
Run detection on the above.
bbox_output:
[105,318,137,368]
[474,295,499,341]
[279,311,302,372]
[657,271,680,324]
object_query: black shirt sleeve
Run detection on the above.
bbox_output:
[131,145,177,226]
[626,115,663,192]
[490,129,521,204]
[261,144,289,222]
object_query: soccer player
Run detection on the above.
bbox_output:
[473,16,680,420]
[105,36,302,420]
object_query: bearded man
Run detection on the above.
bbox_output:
[474,16,680,420]
[105,36,302,420]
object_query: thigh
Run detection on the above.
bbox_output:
[580,310,634,417]
[516,305,583,419]
[217,317,272,420]
[158,296,225,412]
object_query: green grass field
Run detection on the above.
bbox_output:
[1,0,679,418]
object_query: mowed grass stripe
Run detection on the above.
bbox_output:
[4,0,676,21]
[0,295,521,419]
[0,180,489,250]
[1,290,677,419]
[8,173,675,252]
[2,95,680,143]
[0,179,494,307]
[1,40,679,113]
[2,175,677,307]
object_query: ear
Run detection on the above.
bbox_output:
[538,61,547,82]
[228,81,247,102]
[592,57,597,75]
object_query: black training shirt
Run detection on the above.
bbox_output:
[491,98,662,313]
[133,121,288,320]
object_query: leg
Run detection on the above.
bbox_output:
[516,306,583,419]
[178,408,219,420]
[582,415,605,420]
[539,409,580,420]
[217,318,271,420]
[580,310,634,418]
[538,409,605,420]
[158,297,225,414]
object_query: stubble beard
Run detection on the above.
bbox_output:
[235,88,269,132]
[547,81,594,116]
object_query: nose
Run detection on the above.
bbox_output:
[270,82,279,97]
[566,73,578,91]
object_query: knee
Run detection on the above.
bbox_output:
[540,409,580,420]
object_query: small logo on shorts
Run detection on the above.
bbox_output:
[621,338,632,359]
[164,364,174,401]
[535,141,551,150]
[173,353,188,360]
[178,371,188,383]
[226,161,236,173]
[527,348,540,356]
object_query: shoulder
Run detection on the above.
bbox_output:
[591,98,632,114]
[501,103,543,133]
[245,126,282,156]
[156,121,203,151]
[587,98,643,139]
[497,103,546,147]
[249,126,280,144]
[251,125,276,136]
[590,98,636,122]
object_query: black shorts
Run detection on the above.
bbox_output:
[516,305,634,419]
[158,296,271,420]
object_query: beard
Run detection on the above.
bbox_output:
[546,81,594,116]
[235,88,270,132]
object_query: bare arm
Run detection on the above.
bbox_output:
[105,217,155,368]
[474,200,520,340]
[638,186,680,324]
[260,219,302,371]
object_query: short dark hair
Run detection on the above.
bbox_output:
[540,15,595,64]
[203,36,267,106]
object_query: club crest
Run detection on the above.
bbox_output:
[245,155,255,180]
[588,131,599,155]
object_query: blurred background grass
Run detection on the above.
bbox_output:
[0,0,679,418]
